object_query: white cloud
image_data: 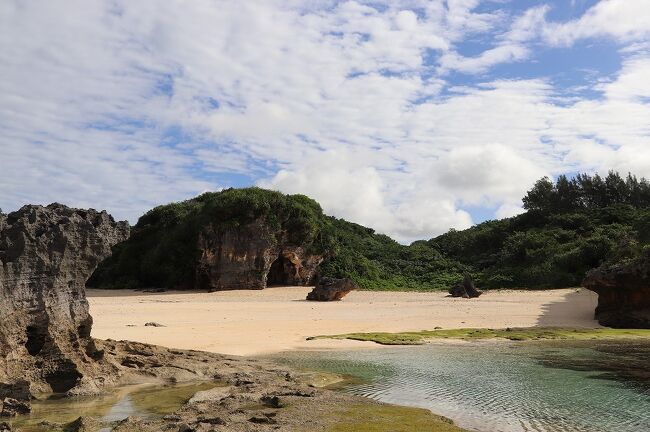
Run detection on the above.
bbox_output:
[543,0,650,46]
[496,203,526,219]
[438,4,547,74]
[1,0,650,243]
[434,143,548,206]
[439,43,529,74]
[261,150,474,242]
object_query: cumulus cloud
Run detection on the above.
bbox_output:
[1,0,650,242]
[261,150,474,242]
[439,43,529,74]
[543,0,650,46]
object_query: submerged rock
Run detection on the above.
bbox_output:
[448,273,482,298]
[582,255,650,328]
[0,204,129,399]
[306,277,357,301]
[0,397,30,417]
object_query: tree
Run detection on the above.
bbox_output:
[522,177,554,211]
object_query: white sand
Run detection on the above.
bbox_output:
[88,287,599,356]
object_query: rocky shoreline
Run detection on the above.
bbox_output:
[4,338,467,431]
[0,204,467,431]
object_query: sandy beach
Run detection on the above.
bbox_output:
[88,287,599,356]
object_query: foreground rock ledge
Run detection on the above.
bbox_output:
[6,340,467,431]
[582,255,650,328]
[0,204,129,397]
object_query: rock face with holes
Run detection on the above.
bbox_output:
[195,219,323,291]
[582,255,650,328]
[0,204,129,400]
[306,277,357,301]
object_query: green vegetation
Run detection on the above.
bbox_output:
[309,327,650,345]
[317,218,466,290]
[89,187,466,290]
[432,171,650,288]
[325,403,467,432]
[91,171,650,291]
[89,187,334,289]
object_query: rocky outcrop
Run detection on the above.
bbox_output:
[0,204,129,401]
[89,189,332,291]
[582,256,650,328]
[448,273,482,298]
[196,220,323,291]
[306,277,357,301]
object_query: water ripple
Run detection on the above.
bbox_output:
[276,342,650,432]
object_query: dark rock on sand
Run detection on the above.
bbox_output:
[144,322,166,327]
[306,277,357,301]
[448,273,482,298]
[0,204,129,399]
[582,254,650,328]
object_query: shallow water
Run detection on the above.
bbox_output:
[274,341,650,432]
[9,381,217,431]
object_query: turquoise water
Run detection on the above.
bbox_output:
[274,341,650,432]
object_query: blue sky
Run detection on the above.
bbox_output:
[1,0,650,242]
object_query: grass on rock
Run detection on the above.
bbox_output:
[327,403,467,432]
[309,327,650,345]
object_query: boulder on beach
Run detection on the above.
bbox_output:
[448,273,482,298]
[582,253,650,328]
[306,277,357,301]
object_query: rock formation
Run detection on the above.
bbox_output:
[582,256,650,328]
[306,277,357,301]
[90,189,328,291]
[195,220,323,291]
[448,273,482,298]
[0,204,129,402]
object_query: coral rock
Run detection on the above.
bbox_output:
[0,204,129,397]
[582,256,650,328]
[306,278,357,301]
[196,220,323,291]
[448,273,482,298]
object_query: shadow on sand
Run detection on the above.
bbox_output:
[536,288,599,327]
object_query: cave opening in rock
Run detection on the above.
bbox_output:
[25,325,47,356]
[45,362,83,393]
[267,253,296,286]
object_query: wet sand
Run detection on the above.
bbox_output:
[88,287,599,356]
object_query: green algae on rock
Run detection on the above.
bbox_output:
[309,327,650,345]
[324,403,467,432]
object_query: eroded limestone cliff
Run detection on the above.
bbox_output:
[0,204,129,396]
[582,254,650,328]
[196,220,322,291]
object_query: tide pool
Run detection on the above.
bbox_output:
[273,341,650,432]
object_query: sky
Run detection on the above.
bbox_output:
[1,0,650,242]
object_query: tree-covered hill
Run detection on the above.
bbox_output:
[88,187,467,290]
[431,172,650,288]
[90,171,650,291]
